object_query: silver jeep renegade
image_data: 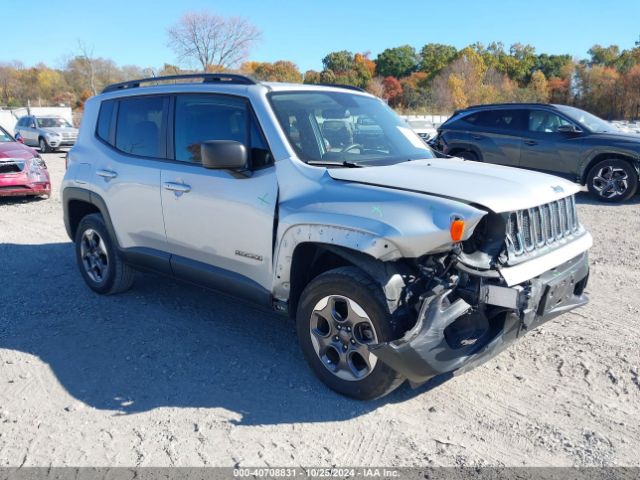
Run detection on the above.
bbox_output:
[62,74,592,399]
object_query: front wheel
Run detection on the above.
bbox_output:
[587,159,638,202]
[296,266,404,400]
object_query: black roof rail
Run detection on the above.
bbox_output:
[102,73,257,93]
[465,102,553,109]
[318,83,366,93]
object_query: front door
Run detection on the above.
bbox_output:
[519,109,584,177]
[160,94,278,293]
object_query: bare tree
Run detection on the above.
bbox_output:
[167,11,261,72]
[77,41,98,95]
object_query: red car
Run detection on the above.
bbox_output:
[0,125,50,198]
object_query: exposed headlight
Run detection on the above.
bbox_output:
[28,157,48,181]
[45,132,61,139]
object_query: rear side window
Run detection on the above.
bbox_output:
[96,100,115,143]
[115,96,167,158]
[463,110,526,131]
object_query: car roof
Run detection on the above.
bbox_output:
[459,103,562,113]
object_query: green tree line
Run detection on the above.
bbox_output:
[2,40,640,119]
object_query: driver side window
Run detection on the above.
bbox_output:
[174,94,272,169]
[528,110,572,133]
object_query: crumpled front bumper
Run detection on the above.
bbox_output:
[369,252,589,384]
[0,170,51,197]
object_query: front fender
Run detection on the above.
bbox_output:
[578,146,640,182]
[272,221,402,302]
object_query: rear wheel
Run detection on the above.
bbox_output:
[296,266,404,400]
[587,159,638,202]
[75,213,135,294]
[38,137,51,153]
[456,150,479,161]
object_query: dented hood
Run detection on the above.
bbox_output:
[327,158,580,213]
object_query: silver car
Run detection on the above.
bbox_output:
[62,74,592,399]
[15,115,79,153]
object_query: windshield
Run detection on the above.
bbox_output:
[36,117,73,128]
[269,91,434,166]
[556,105,614,133]
[0,126,13,143]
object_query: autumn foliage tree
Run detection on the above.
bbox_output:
[242,61,302,83]
[4,33,640,120]
[382,76,403,107]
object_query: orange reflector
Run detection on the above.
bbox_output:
[450,219,465,242]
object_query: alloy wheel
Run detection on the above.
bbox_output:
[80,228,109,283]
[591,165,629,199]
[309,295,379,381]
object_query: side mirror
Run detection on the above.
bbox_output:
[201,140,248,170]
[558,124,582,134]
[29,123,36,129]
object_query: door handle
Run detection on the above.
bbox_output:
[96,169,118,179]
[524,140,538,146]
[163,182,192,194]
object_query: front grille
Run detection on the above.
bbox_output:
[506,195,581,260]
[0,161,25,174]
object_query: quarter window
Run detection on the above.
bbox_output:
[96,100,115,143]
[115,96,167,158]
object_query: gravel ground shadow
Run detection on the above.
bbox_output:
[0,242,444,426]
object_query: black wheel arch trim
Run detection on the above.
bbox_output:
[63,187,120,248]
[579,151,640,184]
[446,142,483,161]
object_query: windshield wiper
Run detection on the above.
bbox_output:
[307,160,362,168]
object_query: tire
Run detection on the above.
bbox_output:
[456,150,479,161]
[586,159,638,202]
[296,266,405,400]
[74,213,135,295]
[39,137,51,154]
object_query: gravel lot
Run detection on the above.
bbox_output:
[0,152,639,467]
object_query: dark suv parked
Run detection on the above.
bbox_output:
[433,103,640,202]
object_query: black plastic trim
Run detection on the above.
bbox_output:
[62,187,119,247]
[170,255,272,307]
[119,247,172,276]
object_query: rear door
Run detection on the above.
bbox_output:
[90,95,170,267]
[22,117,38,146]
[461,109,526,167]
[160,93,278,293]
[519,108,584,177]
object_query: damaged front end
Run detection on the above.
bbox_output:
[370,207,591,385]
